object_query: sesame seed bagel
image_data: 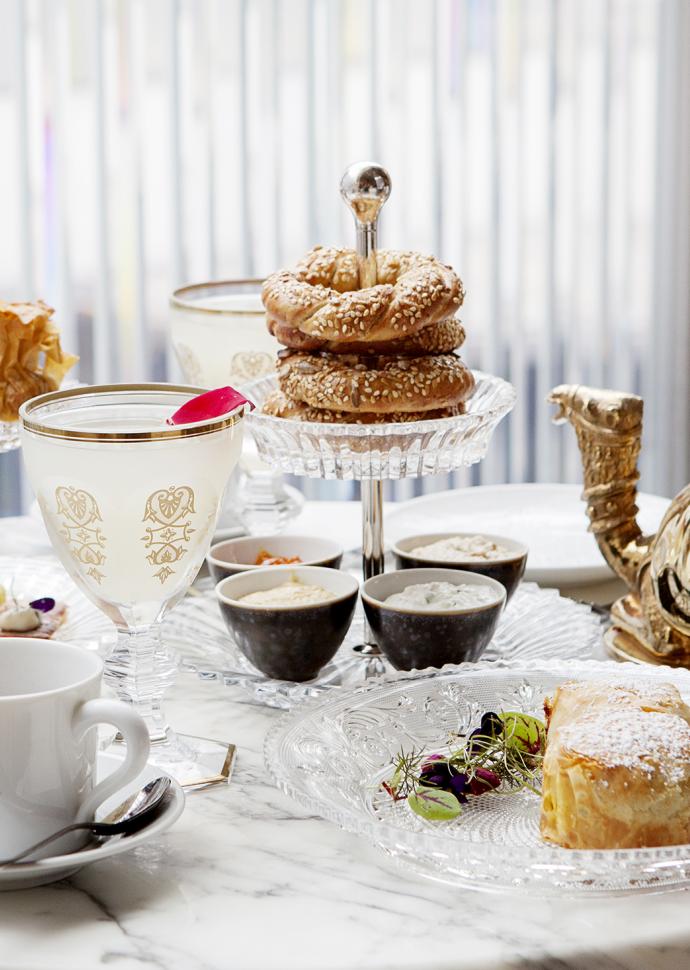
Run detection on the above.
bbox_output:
[267,317,466,356]
[262,245,464,345]
[277,350,475,414]
[262,390,464,424]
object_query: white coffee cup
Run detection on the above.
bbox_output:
[0,638,150,859]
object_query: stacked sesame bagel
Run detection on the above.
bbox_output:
[261,245,475,424]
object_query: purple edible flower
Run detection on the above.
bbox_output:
[469,768,501,797]
[420,759,455,788]
[29,597,55,613]
[480,711,502,736]
[423,774,447,788]
[448,772,470,804]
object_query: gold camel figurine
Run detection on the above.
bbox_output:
[549,384,690,666]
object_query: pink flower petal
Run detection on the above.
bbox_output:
[167,386,254,426]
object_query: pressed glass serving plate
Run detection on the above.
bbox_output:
[173,582,603,709]
[265,659,690,895]
[242,370,516,480]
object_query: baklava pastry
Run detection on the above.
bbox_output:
[541,681,690,849]
[0,301,78,421]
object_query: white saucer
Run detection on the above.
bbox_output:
[386,483,669,587]
[0,752,185,890]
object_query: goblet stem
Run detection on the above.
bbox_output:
[104,626,177,744]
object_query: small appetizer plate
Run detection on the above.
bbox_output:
[0,556,114,652]
[208,534,343,581]
[0,753,185,890]
[266,659,690,896]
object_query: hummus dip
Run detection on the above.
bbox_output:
[238,578,335,608]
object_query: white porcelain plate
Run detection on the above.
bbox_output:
[0,752,185,890]
[386,483,669,587]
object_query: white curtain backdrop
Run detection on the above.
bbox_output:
[1,0,689,513]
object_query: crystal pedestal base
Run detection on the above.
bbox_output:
[102,731,236,791]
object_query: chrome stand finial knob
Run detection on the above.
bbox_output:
[340,162,392,288]
[340,161,392,226]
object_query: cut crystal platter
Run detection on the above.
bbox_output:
[242,370,516,480]
[173,582,603,709]
[265,659,690,895]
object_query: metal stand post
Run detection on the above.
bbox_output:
[340,161,392,654]
[361,478,385,580]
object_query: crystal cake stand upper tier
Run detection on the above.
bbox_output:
[242,370,515,481]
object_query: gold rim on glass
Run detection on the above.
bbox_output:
[170,280,265,316]
[19,383,245,442]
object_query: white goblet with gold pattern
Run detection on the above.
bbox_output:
[19,383,245,786]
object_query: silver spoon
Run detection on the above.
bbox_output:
[1,776,172,866]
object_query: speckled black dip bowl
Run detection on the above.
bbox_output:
[208,534,343,582]
[216,565,358,682]
[392,533,528,602]
[361,567,506,671]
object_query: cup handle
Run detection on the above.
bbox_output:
[72,699,151,823]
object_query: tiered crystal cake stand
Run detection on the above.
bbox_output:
[243,163,516,648]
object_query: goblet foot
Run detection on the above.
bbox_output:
[101,731,236,790]
[104,626,236,788]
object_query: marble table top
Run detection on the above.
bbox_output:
[0,510,687,970]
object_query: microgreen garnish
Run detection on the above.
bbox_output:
[382,710,546,821]
[408,788,461,821]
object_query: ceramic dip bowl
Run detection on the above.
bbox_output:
[207,534,343,582]
[216,565,358,681]
[361,567,506,670]
[392,532,527,602]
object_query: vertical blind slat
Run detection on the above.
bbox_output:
[93,0,115,384]
[15,0,34,297]
[269,0,282,268]
[238,0,252,276]
[129,0,148,380]
[203,0,217,279]
[508,0,528,485]
[168,0,184,285]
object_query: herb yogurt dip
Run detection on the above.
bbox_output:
[409,535,513,562]
[238,578,335,608]
[384,581,498,612]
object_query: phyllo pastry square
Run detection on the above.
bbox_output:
[541,681,690,849]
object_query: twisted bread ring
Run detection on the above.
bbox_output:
[262,390,464,425]
[277,351,475,414]
[267,317,466,356]
[262,246,464,345]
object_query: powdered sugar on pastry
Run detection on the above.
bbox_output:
[559,709,690,785]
